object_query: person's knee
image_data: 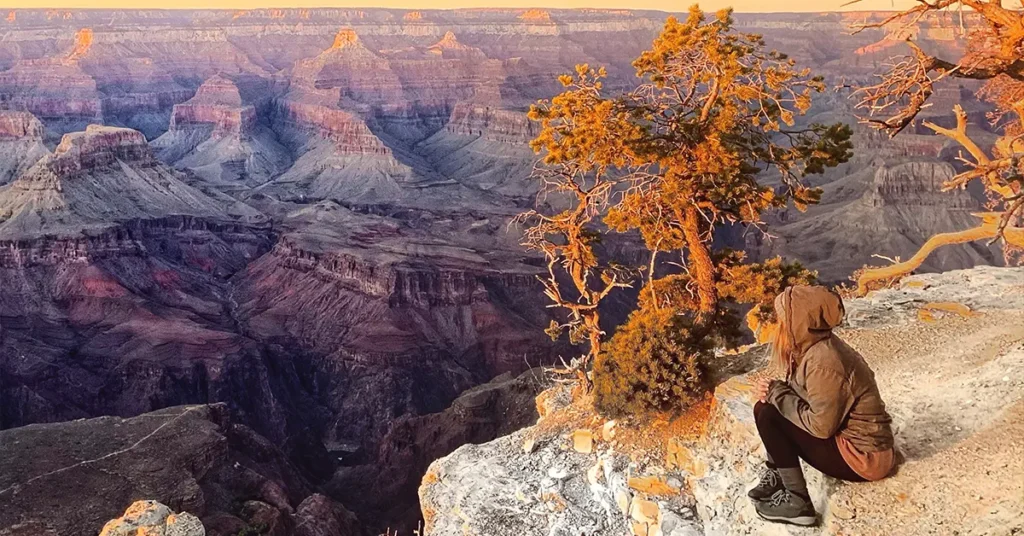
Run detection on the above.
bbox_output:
[753,401,767,418]
[754,401,780,424]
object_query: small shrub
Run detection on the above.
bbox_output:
[595,254,815,416]
[593,307,707,416]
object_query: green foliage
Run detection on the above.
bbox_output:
[717,254,818,324]
[593,254,815,415]
[593,307,707,416]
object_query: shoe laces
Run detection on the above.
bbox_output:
[757,468,778,489]
[768,489,793,507]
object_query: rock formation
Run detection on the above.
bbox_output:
[0,58,103,141]
[416,103,538,197]
[752,160,1003,281]
[230,201,564,454]
[0,405,359,536]
[99,501,204,536]
[0,125,261,239]
[0,110,49,185]
[153,75,291,188]
[422,266,1024,535]
[333,368,550,527]
[291,28,405,112]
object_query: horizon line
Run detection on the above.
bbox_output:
[0,4,925,13]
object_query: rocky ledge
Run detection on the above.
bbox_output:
[421,266,1024,535]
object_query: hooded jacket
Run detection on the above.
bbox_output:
[767,286,895,464]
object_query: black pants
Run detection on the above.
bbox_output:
[753,402,865,482]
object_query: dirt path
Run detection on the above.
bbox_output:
[829,311,1024,534]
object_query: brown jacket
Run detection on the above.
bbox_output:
[767,286,895,456]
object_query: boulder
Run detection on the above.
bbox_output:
[99,500,204,536]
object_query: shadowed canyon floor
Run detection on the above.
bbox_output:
[0,7,1017,535]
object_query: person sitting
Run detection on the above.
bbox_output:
[749,285,895,526]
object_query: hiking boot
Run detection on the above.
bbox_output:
[755,490,817,527]
[747,467,783,502]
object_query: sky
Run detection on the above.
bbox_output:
[0,0,922,12]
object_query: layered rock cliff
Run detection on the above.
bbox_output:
[422,266,1024,535]
[0,58,103,140]
[442,103,536,143]
[415,103,538,197]
[866,161,977,209]
[0,110,49,185]
[753,160,1003,281]
[0,125,262,239]
[153,75,291,187]
[231,201,562,448]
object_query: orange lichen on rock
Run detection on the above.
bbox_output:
[604,395,715,462]
[540,491,567,512]
[665,437,707,478]
[629,497,661,536]
[100,500,203,536]
[628,475,679,496]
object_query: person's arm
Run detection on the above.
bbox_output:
[767,366,853,439]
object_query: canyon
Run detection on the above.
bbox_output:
[0,7,1009,536]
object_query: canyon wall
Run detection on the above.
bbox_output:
[0,8,1007,536]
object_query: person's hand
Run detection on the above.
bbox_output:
[754,378,771,403]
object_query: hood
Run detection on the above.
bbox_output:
[775,285,845,357]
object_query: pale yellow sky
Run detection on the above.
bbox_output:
[0,0,921,12]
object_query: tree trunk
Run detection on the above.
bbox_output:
[681,204,718,320]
